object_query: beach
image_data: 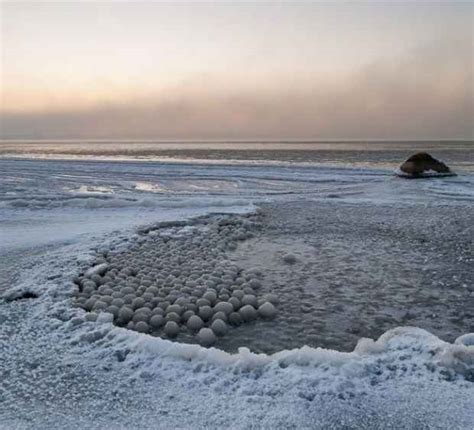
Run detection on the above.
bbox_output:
[0,151,473,428]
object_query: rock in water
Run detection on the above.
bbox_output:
[397,152,456,178]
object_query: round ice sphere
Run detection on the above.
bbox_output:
[196,298,211,308]
[142,292,154,302]
[101,295,113,305]
[175,297,188,307]
[197,328,217,347]
[198,306,213,321]
[241,295,258,308]
[228,297,241,310]
[93,300,107,311]
[264,294,279,305]
[91,274,103,286]
[181,310,195,322]
[132,297,145,310]
[258,302,277,319]
[135,321,149,333]
[111,298,125,308]
[132,311,149,323]
[455,333,474,346]
[203,291,217,305]
[283,253,297,264]
[165,312,181,323]
[228,312,243,326]
[186,303,198,313]
[232,290,245,300]
[239,305,257,322]
[159,301,170,310]
[248,279,261,289]
[164,321,180,338]
[135,307,152,316]
[146,286,159,295]
[123,294,136,304]
[106,305,120,318]
[149,314,164,329]
[121,286,135,295]
[166,304,183,315]
[83,285,95,295]
[212,311,228,322]
[213,301,234,315]
[84,298,96,311]
[187,315,204,332]
[118,306,134,324]
[151,307,164,316]
[83,280,97,290]
[211,319,228,337]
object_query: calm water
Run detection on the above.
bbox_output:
[1,140,473,171]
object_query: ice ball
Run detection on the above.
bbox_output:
[187,315,204,332]
[213,301,234,315]
[163,321,180,338]
[197,328,217,347]
[211,319,228,337]
[239,305,257,322]
[258,302,277,319]
[118,306,134,324]
[165,312,181,323]
[135,321,149,333]
[283,253,297,264]
[228,312,243,326]
[241,295,258,308]
[198,305,213,321]
[149,314,164,329]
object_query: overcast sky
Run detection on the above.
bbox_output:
[1,1,473,140]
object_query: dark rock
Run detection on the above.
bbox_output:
[397,152,456,178]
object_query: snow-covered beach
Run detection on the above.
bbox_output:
[1,152,473,429]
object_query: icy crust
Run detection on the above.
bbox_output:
[0,194,252,210]
[91,322,474,381]
[394,168,457,179]
[3,211,472,380]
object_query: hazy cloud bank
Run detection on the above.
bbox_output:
[1,38,472,140]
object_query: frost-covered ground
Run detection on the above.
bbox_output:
[0,157,473,429]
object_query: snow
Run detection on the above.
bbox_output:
[0,157,473,428]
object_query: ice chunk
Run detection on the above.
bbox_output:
[85,263,109,278]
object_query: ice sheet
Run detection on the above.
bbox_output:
[0,158,473,428]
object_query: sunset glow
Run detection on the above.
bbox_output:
[1,1,473,139]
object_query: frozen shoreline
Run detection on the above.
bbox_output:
[67,203,473,353]
[1,207,473,429]
[1,158,473,428]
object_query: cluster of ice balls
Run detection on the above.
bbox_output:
[74,214,278,347]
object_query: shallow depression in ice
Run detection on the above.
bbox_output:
[74,212,282,350]
[73,204,474,354]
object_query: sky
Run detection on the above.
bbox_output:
[1,1,473,140]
